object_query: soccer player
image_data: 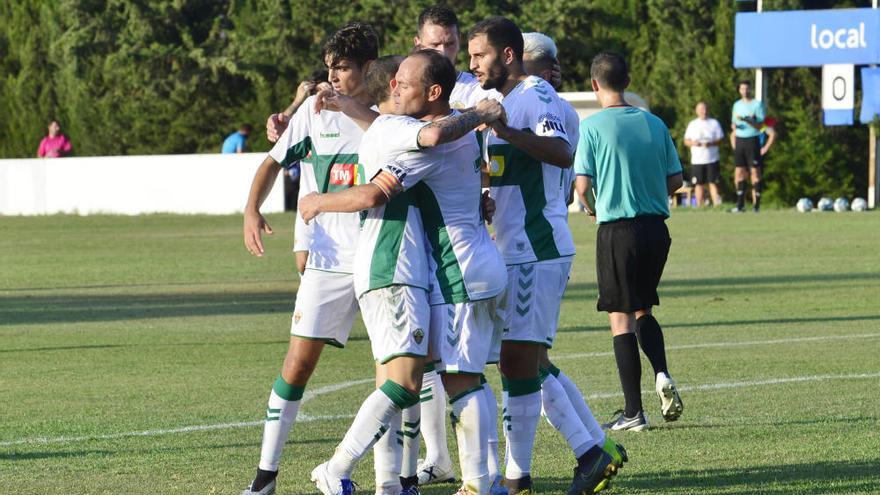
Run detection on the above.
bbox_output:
[522,30,627,487]
[297,49,506,495]
[415,4,500,111]
[730,80,766,213]
[469,17,616,495]
[574,52,684,433]
[240,22,379,495]
[412,5,501,488]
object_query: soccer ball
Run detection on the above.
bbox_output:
[796,198,813,212]
[851,197,868,212]
[817,197,834,211]
[833,197,850,212]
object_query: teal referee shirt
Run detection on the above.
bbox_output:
[574,106,682,224]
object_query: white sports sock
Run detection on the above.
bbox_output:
[373,411,402,495]
[401,404,421,478]
[556,370,605,446]
[505,387,541,479]
[541,374,595,457]
[481,380,500,482]
[501,387,510,467]
[420,368,452,467]
[258,376,304,472]
[451,387,489,495]
[329,388,400,478]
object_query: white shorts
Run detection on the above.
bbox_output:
[359,285,430,364]
[291,269,359,348]
[431,298,503,375]
[497,260,572,348]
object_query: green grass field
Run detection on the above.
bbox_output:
[2,209,879,495]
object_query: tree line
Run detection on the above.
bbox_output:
[1,0,871,204]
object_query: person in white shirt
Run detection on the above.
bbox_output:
[683,102,724,207]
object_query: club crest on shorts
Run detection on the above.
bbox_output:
[294,310,302,325]
[412,328,424,344]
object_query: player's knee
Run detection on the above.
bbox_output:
[281,355,318,383]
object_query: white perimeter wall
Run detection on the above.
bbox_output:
[0,92,647,216]
[0,152,284,215]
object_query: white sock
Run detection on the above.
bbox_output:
[451,387,489,495]
[373,411,402,495]
[481,379,500,482]
[420,368,452,468]
[504,383,542,479]
[541,374,596,457]
[329,388,401,478]
[501,387,510,469]
[556,370,605,446]
[258,376,304,472]
[401,404,421,479]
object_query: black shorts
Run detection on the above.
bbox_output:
[691,161,720,185]
[734,136,762,169]
[596,215,671,313]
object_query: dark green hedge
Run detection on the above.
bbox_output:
[1,0,871,203]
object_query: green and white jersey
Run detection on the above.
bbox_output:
[450,71,501,110]
[354,113,507,305]
[354,114,430,298]
[486,75,576,265]
[269,95,365,274]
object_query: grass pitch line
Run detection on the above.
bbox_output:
[4,372,878,447]
[584,371,880,400]
[553,332,880,361]
[0,378,374,447]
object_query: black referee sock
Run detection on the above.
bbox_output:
[754,180,763,210]
[612,333,642,417]
[635,314,668,376]
[735,180,746,210]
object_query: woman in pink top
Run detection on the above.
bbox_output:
[37,120,72,158]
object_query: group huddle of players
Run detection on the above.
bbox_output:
[240,5,671,495]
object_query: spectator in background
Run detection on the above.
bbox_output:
[684,101,724,207]
[730,80,765,212]
[37,120,72,158]
[222,124,253,154]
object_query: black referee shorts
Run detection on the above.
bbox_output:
[596,215,671,313]
[734,136,762,170]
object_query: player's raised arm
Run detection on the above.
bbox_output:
[416,98,505,147]
[486,118,572,168]
[298,170,401,224]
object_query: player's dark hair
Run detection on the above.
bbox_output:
[468,16,523,63]
[322,21,379,68]
[590,51,629,92]
[410,49,456,103]
[418,5,459,34]
[738,80,751,88]
[365,55,404,105]
[307,68,329,86]
[240,123,253,133]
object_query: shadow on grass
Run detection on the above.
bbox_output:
[557,314,880,334]
[536,460,880,495]
[0,291,298,326]
[0,437,337,462]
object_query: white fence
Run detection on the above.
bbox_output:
[0,153,284,215]
[0,92,647,216]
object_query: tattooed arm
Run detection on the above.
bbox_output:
[417,99,505,148]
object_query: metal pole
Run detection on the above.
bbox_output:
[871,0,879,208]
[755,0,765,103]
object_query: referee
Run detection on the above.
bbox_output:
[574,51,684,432]
[730,80,766,212]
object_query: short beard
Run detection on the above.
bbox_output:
[481,62,509,91]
